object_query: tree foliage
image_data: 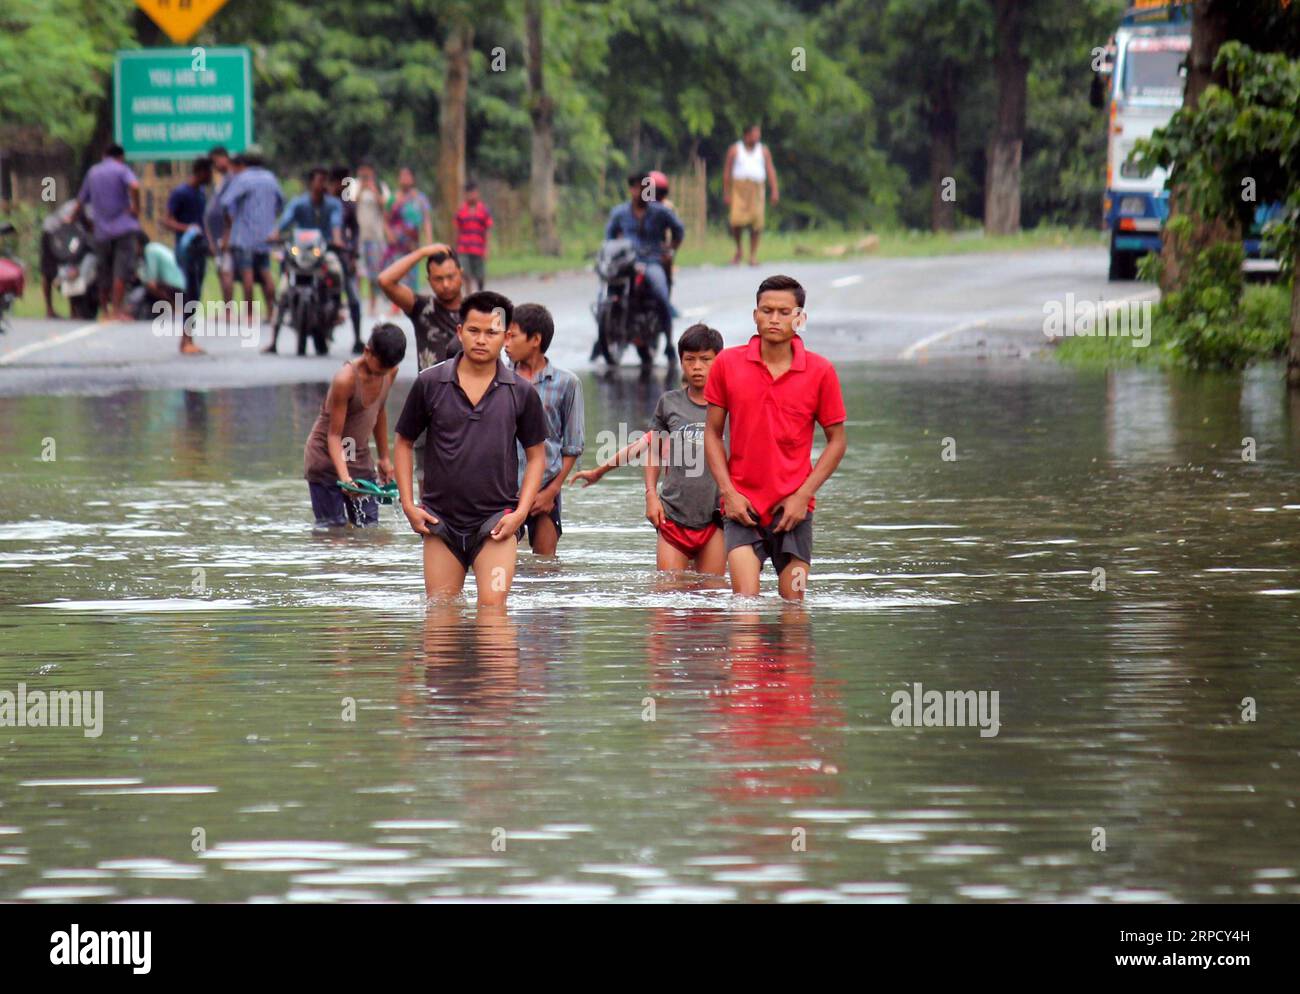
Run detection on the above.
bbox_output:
[2,0,1149,233]
[0,0,135,150]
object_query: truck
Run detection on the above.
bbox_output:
[1094,1,1192,280]
[1094,1,1279,281]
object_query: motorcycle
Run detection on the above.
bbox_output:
[0,221,25,334]
[592,237,668,367]
[45,211,99,320]
[272,229,343,356]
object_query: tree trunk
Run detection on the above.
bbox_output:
[1159,0,1233,293]
[524,0,560,256]
[984,0,1027,236]
[437,21,473,241]
[928,62,958,233]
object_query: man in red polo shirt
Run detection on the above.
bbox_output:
[703,274,847,600]
[454,181,493,294]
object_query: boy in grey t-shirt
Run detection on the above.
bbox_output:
[570,324,726,574]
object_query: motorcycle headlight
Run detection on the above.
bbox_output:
[312,247,321,257]
[291,246,299,256]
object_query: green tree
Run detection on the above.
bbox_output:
[831,0,991,231]
[1158,0,1300,294]
[603,0,893,228]
[0,0,135,153]
[1140,42,1300,377]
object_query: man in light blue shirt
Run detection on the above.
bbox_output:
[217,148,283,335]
[272,168,344,245]
[505,303,585,557]
[604,171,684,359]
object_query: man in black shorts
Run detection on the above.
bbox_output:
[393,291,548,607]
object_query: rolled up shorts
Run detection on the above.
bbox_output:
[525,488,562,546]
[95,233,139,287]
[231,246,271,278]
[723,508,813,575]
[309,477,379,528]
[423,505,524,571]
[658,514,721,559]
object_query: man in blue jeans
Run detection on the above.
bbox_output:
[604,172,685,360]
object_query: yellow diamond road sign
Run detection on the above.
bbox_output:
[135,0,230,45]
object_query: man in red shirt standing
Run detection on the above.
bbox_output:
[704,275,847,600]
[454,181,494,294]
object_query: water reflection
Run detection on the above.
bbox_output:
[420,603,526,723]
[1,360,1299,902]
[706,608,839,808]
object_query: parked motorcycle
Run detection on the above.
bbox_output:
[272,229,343,356]
[0,221,25,334]
[44,212,99,320]
[592,237,666,367]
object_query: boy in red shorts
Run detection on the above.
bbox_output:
[703,275,847,600]
[570,324,726,574]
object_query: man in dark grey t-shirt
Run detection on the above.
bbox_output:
[570,323,726,575]
[394,291,548,606]
[377,241,464,369]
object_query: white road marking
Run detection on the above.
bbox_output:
[898,288,1161,360]
[830,275,863,288]
[899,319,988,360]
[0,322,104,366]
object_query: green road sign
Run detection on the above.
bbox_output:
[114,47,253,160]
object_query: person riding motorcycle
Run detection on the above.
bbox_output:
[602,171,684,360]
[267,167,346,351]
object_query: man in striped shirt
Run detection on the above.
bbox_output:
[454,182,493,294]
[505,303,585,557]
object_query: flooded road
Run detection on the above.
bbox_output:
[1,360,1298,902]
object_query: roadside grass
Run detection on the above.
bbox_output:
[1054,281,1291,368]
[9,224,1104,320]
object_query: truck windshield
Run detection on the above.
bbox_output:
[1122,43,1186,101]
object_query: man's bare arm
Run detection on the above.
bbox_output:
[705,403,756,525]
[377,243,452,314]
[764,146,779,203]
[773,422,846,532]
[324,368,357,483]
[568,432,652,486]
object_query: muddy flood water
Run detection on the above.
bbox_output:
[1,360,1298,903]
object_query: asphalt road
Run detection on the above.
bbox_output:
[0,248,1154,396]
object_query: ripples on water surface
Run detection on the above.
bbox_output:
[0,362,1298,902]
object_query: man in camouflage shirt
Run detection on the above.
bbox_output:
[376,242,464,370]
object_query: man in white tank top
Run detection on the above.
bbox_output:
[723,124,779,266]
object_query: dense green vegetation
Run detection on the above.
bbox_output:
[2,0,1126,235]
